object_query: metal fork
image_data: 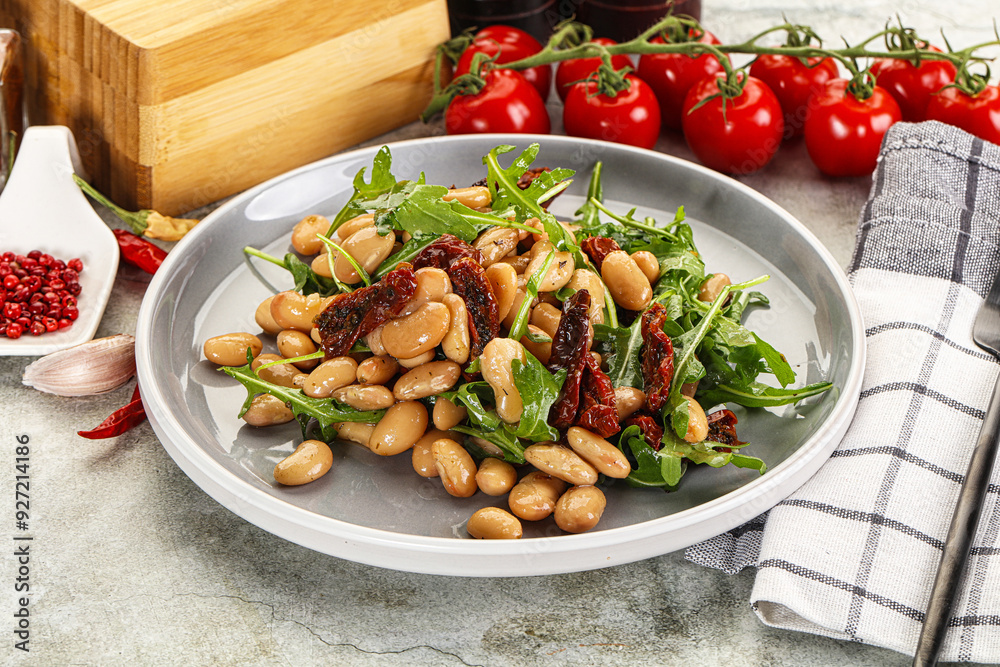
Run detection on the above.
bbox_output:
[913,269,1000,666]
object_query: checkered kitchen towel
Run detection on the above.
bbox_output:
[686,121,1000,663]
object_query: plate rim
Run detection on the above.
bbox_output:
[136,133,866,576]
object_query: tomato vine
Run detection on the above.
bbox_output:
[422,15,1000,117]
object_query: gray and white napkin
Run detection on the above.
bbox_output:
[686,121,1000,663]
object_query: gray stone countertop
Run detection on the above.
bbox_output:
[2,1,998,665]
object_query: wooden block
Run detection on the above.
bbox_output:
[1,0,450,214]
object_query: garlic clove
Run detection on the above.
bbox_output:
[22,334,136,397]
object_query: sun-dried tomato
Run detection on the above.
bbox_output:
[640,303,675,413]
[580,236,621,271]
[705,408,743,452]
[548,289,592,429]
[624,411,664,451]
[315,264,417,357]
[517,166,553,190]
[472,166,553,192]
[576,351,619,437]
[447,257,499,359]
[412,234,483,270]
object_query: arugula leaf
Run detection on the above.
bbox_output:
[658,291,685,321]
[439,382,500,431]
[508,352,566,442]
[316,236,370,287]
[221,362,386,441]
[574,220,650,251]
[726,290,769,322]
[619,425,684,488]
[507,252,555,342]
[242,247,340,297]
[671,282,740,396]
[589,200,680,245]
[450,424,526,464]
[445,200,535,235]
[282,253,338,296]
[697,380,834,409]
[330,146,397,231]
[752,333,796,387]
[710,316,757,349]
[374,235,435,278]
[658,427,763,472]
[647,248,705,282]
[668,394,692,441]
[482,145,576,254]
[357,181,483,242]
[575,160,603,228]
[523,328,553,343]
[730,453,767,473]
[595,318,644,390]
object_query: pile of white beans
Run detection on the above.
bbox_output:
[203,186,731,538]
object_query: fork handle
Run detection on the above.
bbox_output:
[913,369,1000,666]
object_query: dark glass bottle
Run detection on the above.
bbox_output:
[447,0,562,43]
[572,0,702,42]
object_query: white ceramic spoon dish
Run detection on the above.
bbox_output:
[0,125,119,356]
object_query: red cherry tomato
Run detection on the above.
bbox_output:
[681,74,784,174]
[555,38,633,102]
[870,46,957,122]
[926,85,1000,144]
[637,30,728,131]
[445,68,551,135]
[804,79,902,177]
[748,55,839,137]
[454,25,551,101]
[563,75,661,149]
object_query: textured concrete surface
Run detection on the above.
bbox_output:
[2,1,997,664]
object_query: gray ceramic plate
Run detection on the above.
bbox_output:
[135,135,864,577]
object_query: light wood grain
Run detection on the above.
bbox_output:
[2,0,449,213]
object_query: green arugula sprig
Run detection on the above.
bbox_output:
[482,145,585,265]
[316,235,371,288]
[328,147,397,234]
[574,162,832,488]
[440,351,565,462]
[507,253,555,343]
[221,360,386,442]
[229,145,834,495]
[243,247,338,296]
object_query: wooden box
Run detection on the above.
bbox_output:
[1,0,450,214]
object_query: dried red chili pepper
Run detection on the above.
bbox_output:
[315,264,417,357]
[113,229,166,274]
[705,408,743,452]
[412,234,483,270]
[576,351,619,437]
[447,257,499,359]
[580,236,621,272]
[78,384,147,439]
[640,303,675,413]
[547,289,593,429]
[624,411,664,451]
